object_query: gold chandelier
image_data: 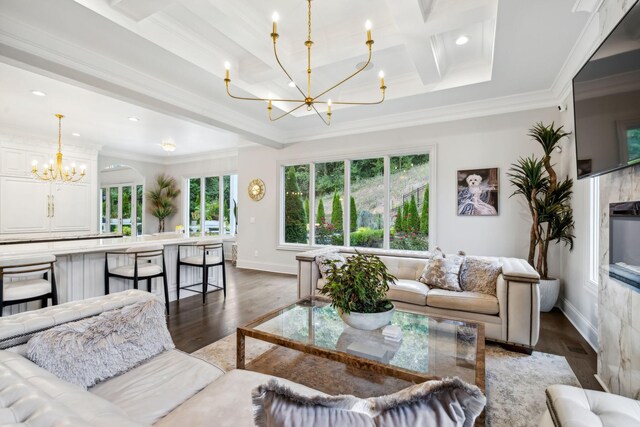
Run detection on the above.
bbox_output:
[223,0,386,125]
[31,114,86,183]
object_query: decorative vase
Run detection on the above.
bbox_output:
[539,278,560,312]
[339,305,395,330]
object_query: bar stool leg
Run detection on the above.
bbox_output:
[176,261,181,301]
[104,257,110,295]
[202,265,208,305]
[51,264,58,306]
[162,256,169,315]
[147,278,151,292]
[221,263,227,298]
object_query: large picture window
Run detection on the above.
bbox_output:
[187,174,238,237]
[280,151,431,250]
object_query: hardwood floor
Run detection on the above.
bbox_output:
[167,264,601,390]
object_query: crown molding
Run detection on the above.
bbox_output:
[99,147,239,166]
[282,88,560,144]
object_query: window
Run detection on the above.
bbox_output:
[284,165,310,244]
[100,184,144,236]
[589,176,600,284]
[314,162,344,245]
[187,175,238,237]
[280,151,431,250]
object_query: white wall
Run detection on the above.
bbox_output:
[237,107,562,274]
[558,99,599,349]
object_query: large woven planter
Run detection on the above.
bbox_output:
[539,278,560,312]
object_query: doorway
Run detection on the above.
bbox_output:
[100,184,143,236]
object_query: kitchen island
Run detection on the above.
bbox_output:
[0,234,233,316]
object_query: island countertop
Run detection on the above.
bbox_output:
[0,234,230,258]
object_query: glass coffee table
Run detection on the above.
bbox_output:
[237,296,485,390]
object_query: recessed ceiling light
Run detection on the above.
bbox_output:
[455,35,470,46]
[355,61,374,71]
[128,116,140,122]
[71,132,80,137]
[288,81,296,88]
[30,90,46,97]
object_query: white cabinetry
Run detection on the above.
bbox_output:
[0,137,98,236]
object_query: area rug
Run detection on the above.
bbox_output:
[192,334,581,426]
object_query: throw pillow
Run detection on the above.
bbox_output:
[419,252,464,292]
[26,298,174,389]
[252,377,486,427]
[460,257,502,295]
[315,252,346,278]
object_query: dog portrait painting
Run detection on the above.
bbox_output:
[457,168,499,216]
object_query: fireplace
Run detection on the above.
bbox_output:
[609,201,640,289]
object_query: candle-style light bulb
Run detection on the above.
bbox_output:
[224,61,230,80]
[32,159,37,172]
[378,70,385,88]
[365,20,372,42]
[272,11,279,36]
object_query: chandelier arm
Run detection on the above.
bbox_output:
[272,43,307,100]
[226,85,304,103]
[312,48,372,100]
[269,102,307,122]
[310,103,330,126]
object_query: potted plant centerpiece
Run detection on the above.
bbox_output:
[508,122,575,311]
[319,252,396,330]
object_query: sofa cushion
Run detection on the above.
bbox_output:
[252,377,486,427]
[315,252,345,278]
[545,384,640,427]
[26,298,174,388]
[0,350,144,427]
[377,256,428,280]
[419,253,464,292]
[427,289,499,315]
[460,257,501,295]
[154,369,328,427]
[387,279,429,306]
[90,349,224,425]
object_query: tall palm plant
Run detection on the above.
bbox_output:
[147,174,181,232]
[507,122,575,279]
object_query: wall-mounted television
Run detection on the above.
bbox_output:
[573,0,640,179]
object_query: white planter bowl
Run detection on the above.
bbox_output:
[339,305,395,330]
[539,278,560,312]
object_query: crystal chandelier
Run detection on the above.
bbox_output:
[31,114,86,183]
[223,0,386,125]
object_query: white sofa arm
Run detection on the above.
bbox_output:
[498,258,540,349]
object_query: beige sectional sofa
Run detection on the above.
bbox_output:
[297,247,541,351]
[0,290,325,427]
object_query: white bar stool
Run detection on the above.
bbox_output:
[176,240,226,304]
[104,245,169,314]
[0,254,58,316]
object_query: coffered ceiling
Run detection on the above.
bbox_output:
[0,0,591,155]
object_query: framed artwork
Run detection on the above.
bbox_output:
[457,168,499,216]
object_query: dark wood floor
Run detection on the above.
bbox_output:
[167,263,602,391]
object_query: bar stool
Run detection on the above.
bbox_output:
[177,241,226,304]
[104,245,170,314]
[0,254,58,316]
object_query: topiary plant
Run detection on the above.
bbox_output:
[319,252,396,314]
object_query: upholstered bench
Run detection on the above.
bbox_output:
[539,384,640,426]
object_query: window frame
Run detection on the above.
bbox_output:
[588,176,600,285]
[277,145,436,251]
[184,173,238,237]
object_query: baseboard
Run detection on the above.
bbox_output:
[558,297,598,351]
[236,259,296,275]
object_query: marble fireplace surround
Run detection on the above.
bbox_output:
[598,163,640,399]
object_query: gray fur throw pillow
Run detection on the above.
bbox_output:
[315,252,345,278]
[419,249,464,292]
[26,298,174,389]
[460,257,502,295]
[252,377,486,427]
